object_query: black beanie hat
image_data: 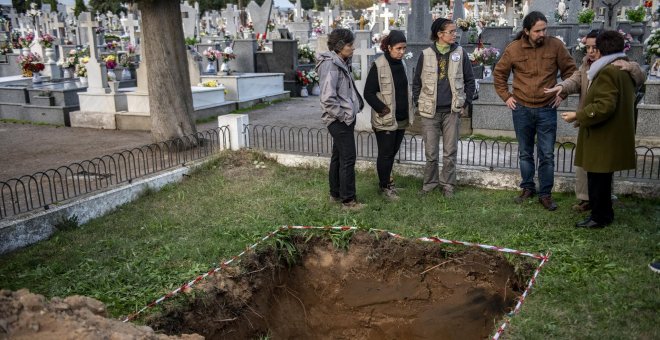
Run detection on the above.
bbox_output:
[387,30,406,46]
[431,18,451,39]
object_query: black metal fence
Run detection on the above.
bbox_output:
[0,127,231,220]
[2,123,658,221]
[245,124,660,180]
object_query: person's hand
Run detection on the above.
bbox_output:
[561,111,577,123]
[543,85,562,96]
[551,95,563,108]
[612,59,631,72]
[378,106,391,117]
[505,96,517,110]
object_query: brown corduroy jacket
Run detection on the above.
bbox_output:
[493,36,577,108]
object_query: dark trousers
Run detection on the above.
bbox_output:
[587,172,614,224]
[328,121,356,202]
[375,128,405,188]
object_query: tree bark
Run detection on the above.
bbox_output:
[140,0,197,142]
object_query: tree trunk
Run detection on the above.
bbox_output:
[140,0,197,142]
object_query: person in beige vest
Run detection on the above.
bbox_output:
[544,29,645,213]
[363,30,414,200]
[412,18,475,197]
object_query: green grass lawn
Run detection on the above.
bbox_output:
[0,150,658,339]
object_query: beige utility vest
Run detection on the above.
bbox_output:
[417,47,466,118]
[370,55,414,131]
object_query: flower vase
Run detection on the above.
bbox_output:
[220,62,230,74]
[121,68,131,80]
[483,65,493,79]
[107,70,116,81]
[79,77,88,85]
[311,84,320,96]
[32,72,42,84]
[206,62,216,74]
[44,48,55,64]
[21,47,30,57]
[300,86,309,97]
[629,23,644,43]
[62,68,73,78]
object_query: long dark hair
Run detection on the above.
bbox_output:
[514,11,547,40]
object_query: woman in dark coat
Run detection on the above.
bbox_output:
[561,30,637,228]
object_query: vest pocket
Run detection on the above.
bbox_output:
[375,111,394,126]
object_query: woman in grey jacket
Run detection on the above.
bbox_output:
[315,28,364,210]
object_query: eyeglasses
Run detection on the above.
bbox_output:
[440,30,458,35]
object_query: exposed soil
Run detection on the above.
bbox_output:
[0,231,532,339]
[148,231,532,339]
[0,289,202,339]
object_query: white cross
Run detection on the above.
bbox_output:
[120,13,139,45]
[380,6,393,29]
[353,39,375,83]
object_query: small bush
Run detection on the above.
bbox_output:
[626,6,646,23]
[577,8,595,24]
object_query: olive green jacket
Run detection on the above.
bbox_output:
[575,63,636,173]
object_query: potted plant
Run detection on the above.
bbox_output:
[577,8,595,36]
[626,6,646,42]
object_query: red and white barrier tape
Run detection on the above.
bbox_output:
[122,225,549,340]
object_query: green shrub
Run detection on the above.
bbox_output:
[626,6,646,23]
[577,8,595,24]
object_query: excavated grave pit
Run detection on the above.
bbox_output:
[147,231,535,339]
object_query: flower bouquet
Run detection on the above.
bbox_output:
[305,70,320,85]
[221,46,236,63]
[296,70,311,86]
[617,29,633,52]
[58,49,79,69]
[203,47,221,62]
[17,52,44,77]
[469,46,500,66]
[267,19,276,32]
[456,18,475,31]
[104,54,117,70]
[644,28,660,63]
[75,56,90,78]
[298,43,316,64]
[39,33,55,48]
[18,32,35,48]
[106,40,119,51]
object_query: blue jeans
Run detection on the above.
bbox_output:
[511,105,557,196]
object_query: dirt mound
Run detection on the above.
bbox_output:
[148,231,532,339]
[0,289,202,340]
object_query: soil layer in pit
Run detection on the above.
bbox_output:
[148,231,533,339]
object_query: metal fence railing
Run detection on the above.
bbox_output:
[0,127,231,220]
[244,124,660,180]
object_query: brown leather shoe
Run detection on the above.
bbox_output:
[514,189,535,203]
[539,195,558,211]
[572,200,591,212]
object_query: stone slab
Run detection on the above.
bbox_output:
[78,92,119,113]
[191,86,226,110]
[69,110,117,129]
[203,72,284,102]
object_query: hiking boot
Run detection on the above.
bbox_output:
[575,216,609,228]
[329,195,341,203]
[572,200,591,212]
[514,189,535,203]
[539,195,558,211]
[443,186,454,198]
[380,186,400,200]
[342,200,365,211]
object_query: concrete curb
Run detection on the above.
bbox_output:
[0,160,206,255]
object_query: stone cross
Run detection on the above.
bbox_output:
[353,39,375,84]
[120,13,139,45]
[78,12,109,94]
[8,8,19,31]
[246,0,273,36]
[52,13,66,42]
[322,6,333,33]
[293,0,303,23]
[222,4,240,37]
[380,6,394,30]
